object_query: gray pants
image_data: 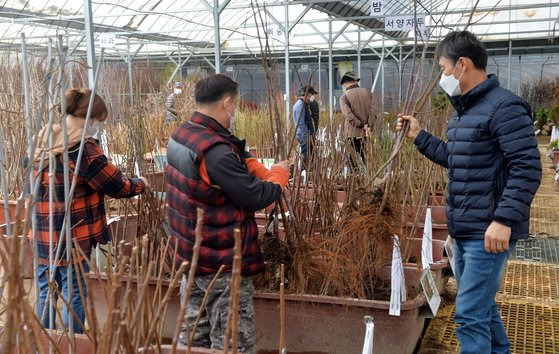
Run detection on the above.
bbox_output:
[179,273,255,354]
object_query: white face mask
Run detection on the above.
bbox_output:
[87,120,100,137]
[310,95,316,102]
[174,89,182,95]
[439,61,465,97]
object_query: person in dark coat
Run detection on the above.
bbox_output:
[397,31,541,354]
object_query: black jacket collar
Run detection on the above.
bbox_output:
[449,74,499,115]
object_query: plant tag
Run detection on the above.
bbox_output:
[444,235,455,276]
[389,235,405,316]
[422,207,433,269]
[421,269,441,316]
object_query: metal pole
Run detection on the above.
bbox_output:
[178,44,182,81]
[398,43,403,107]
[318,50,321,102]
[21,34,42,316]
[213,0,221,73]
[507,40,512,90]
[66,31,73,87]
[285,1,290,127]
[127,40,134,110]
[517,54,521,94]
[357,27,361,79]
[46,39,56,346]
[328,17,333,124]
[58,36,75,349]
[381,39,385,111]
[84,0,96,87]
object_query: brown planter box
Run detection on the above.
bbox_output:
[0,200,24,225]
[254,265,428,354]
[404,205,446,224]
[0,222,34,279]
[87,272,181,339]
[406,238,449,293]
[402,222,448,241]
[552,150,559,168]
[145,171,167,193]
[426,192,445,206]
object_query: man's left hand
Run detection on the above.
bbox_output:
[484,221,511,254]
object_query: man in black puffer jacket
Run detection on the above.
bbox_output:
[398,31,541,354]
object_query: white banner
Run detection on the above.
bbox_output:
[389,235,406,316]
[385,14,426,32]
[551,125,558,143]
[370,0,385,16]
[422,208,434,269]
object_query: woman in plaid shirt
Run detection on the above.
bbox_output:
[33,88,150,333]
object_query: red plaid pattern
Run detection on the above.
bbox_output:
[34,138,145,265]
[166,112,265,276]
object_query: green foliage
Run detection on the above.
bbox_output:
[536,107,550,130]
[550,139,559,150]
[549,104,559,126]
[433,88,450,113]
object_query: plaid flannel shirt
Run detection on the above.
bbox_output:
[34,138,145,265]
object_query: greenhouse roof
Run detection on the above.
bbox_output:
[0,0,558,61]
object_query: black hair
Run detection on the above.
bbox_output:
[435,31,488,70]
[194,74,239,105]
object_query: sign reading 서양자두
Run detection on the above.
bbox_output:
[385,14,426,32]
[370,0,385,16]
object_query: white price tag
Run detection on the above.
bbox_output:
[421,269,441,316]
[389,235,405,316]
[226,66,234,72]
[444,235,456,276]
[422,208,434,269]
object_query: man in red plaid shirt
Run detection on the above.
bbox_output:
[167,74,290,353]
[33,88,149,333]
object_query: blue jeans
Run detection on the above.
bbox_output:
[37,261,89,334]
[454,239,516,354]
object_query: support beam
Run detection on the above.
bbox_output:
[289,4,312,33]
[357,27,361,78]
[332,22,352,43]
[213,0,221,73]
[166,53,193,86]
[83,0,96,88]
[285,2,290,128]
[507,40,512,90]
[328,17,333,124]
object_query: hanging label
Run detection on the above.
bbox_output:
[422,208,434,269]
[444,235,456,276]
[385,14,426,32]
[99,33,116,48]
[226,66,234,72]
[389,234,405,316]
[370,0,385,16]
[361,316,374,354]
[301,64,309,71]
[420,269,441,316]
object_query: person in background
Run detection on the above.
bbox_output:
[309,91,320,133]
[397,31,541,354]
[292,85,318,170]
[165,82,183,122]
[339,71,376,172]
[33,88,150,333]
[167,74,290,353]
